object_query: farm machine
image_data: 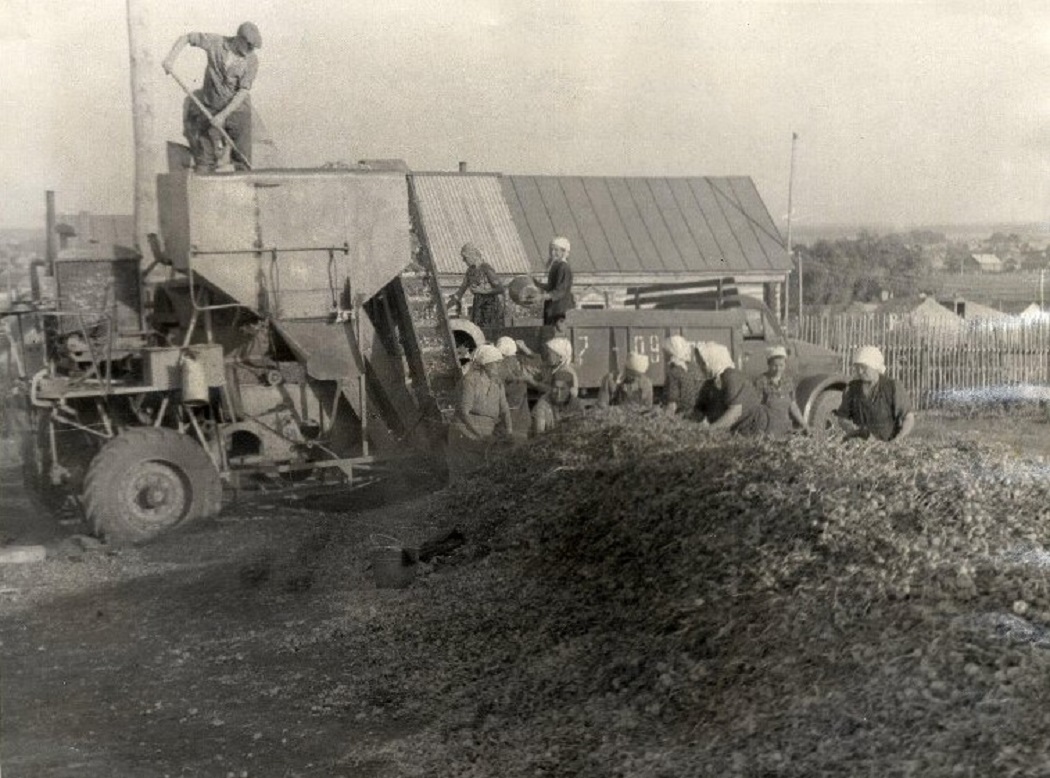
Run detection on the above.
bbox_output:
[6,166,461,543]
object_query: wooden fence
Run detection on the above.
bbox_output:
[796,314,1050,408]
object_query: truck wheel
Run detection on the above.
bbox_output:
[808,389,843,440]
[83,428,222,545]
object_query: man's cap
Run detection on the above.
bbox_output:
[237,22,262,49]
[766,345,788,361]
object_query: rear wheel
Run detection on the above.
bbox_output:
[808,389,844,440]
[83,428,222,545]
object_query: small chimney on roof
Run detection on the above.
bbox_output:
[458,161,468,173]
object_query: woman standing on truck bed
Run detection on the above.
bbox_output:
[692,342,769,435]
[533,237,576,326]
[448,242,506,329]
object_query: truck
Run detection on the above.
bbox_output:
[454,294,849,433]
[4,164,847,545]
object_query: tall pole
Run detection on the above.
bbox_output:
[45,190,57,273]
[786,132,800,321]
[126,0,159,273]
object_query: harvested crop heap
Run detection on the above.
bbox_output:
[305,413,1050,777]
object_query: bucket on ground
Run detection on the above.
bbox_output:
[369,534,417,589]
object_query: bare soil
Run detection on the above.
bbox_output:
[1,410,1047,777]
[0,458,442,778]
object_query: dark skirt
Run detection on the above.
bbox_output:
[471,292,506,328]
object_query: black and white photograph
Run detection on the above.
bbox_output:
[1,1,1050,775]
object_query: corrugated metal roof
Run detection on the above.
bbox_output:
[410,174,532,276]
[500,176,791,275]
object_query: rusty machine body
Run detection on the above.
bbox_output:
[8,167,460,543]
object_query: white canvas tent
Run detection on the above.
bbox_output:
[1019,302,1050,321]
[906,297,961,326]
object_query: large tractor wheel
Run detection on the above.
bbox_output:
[808,389,844,440]
[83,428,222,545]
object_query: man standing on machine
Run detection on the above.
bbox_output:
[163,22,262,172]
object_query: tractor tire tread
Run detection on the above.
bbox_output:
[83,427,221,545]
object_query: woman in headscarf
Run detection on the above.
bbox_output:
[597,352,654,411]
[532,236,576,326]
[662,334,703,415]
[692,342,769,435]
[835,346,915,442]
[520,336,580,399]
[447,242,506,328]
[447,344,512,479]
[495,336,531,443]
[754,345,808,437]
[531,369,583,436]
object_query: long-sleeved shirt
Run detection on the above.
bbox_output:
[693,368,769,435]
[540,260,575,323]
[454,369,511,439]
[597,372,654,411]
[835,377,912,441]
[453,263,504,299]
[531,394,583,436]
[664,362,704,413]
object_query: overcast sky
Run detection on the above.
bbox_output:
[1,0,1049,232]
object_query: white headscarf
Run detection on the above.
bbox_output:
[626,352,650,375]
[474,344,503,366]
[663,335,692,368]
[695,342,735,378]
[495,336,517,357]
[550,236,571,254]
[545,337,573,371]
[852,345,886,375]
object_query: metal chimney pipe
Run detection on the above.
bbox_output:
[45,190,57,271]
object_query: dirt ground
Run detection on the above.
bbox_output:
[0,411,1047,777]
[0,451,444,778]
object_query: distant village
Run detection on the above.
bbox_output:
[2,212,1048,324]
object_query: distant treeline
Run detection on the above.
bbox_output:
[795,230,1049,307]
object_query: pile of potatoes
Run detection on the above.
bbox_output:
[319,412,1050,776]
